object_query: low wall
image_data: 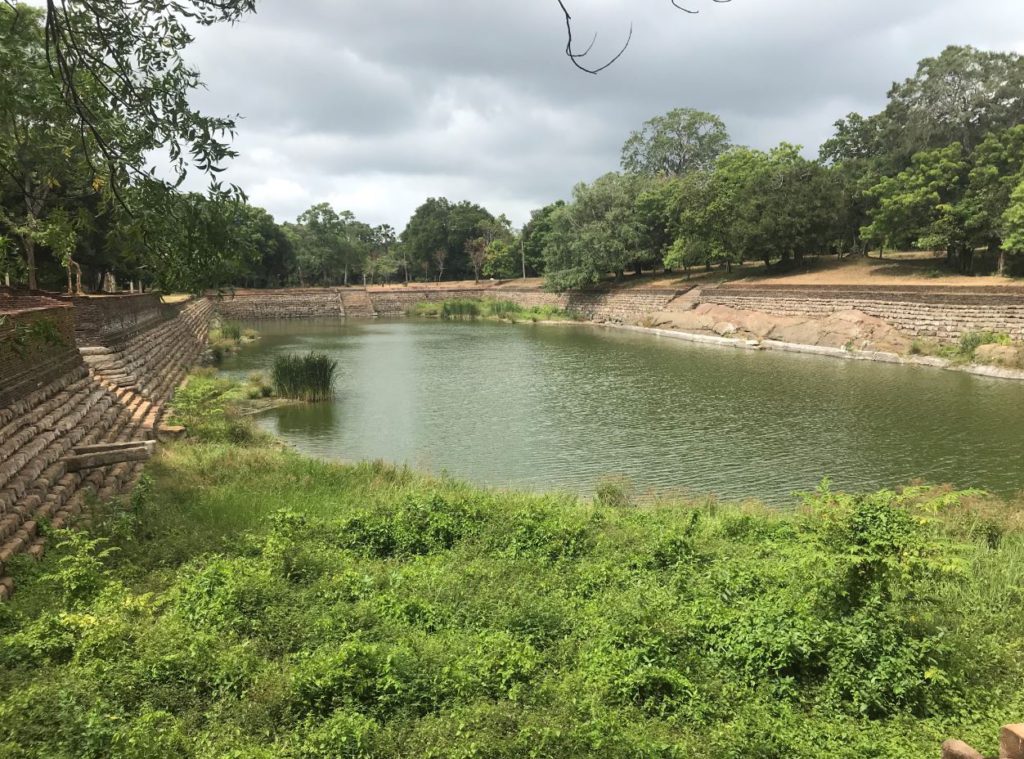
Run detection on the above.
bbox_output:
[703,284,1024,342]
[0,296,81,409]
[66,293,174,346]
[213,288,345,319]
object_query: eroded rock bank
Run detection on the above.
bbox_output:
[651,303,913,355]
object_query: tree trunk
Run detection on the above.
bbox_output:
[25,237,37,290]
[344,264,349,286]
[634,261,643,277]
[998,248,1007,277]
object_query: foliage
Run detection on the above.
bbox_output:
[399,198,496,282]
[621,108,731,176]
[0,316,66,356]
[166,372,263,444]
[272,352,338,402]
[411,298,567,323]
[543,173,651,290]
[1,399,1022,758]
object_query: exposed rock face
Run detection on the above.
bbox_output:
[651,303,913,355]
[975,343,1022,367]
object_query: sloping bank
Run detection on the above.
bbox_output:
[0,372,1023,758]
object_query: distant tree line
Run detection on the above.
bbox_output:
[540,45,1024,289]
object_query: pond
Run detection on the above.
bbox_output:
[221,318,1024,504]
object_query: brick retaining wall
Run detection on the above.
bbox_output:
[66,293,173,346]
[0,296,213,598]
[703,284,1024,342]
[213,288,346,319]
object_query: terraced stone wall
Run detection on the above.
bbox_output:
[212,288,346,319]
[209,286,689,324]
[702,285,1024,342]
[0,296,213,599]
[368,287,498,317]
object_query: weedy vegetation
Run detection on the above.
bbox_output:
[0,374,1023,758]
[411,297,567,323]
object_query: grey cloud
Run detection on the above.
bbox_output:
[180,0,1024,227]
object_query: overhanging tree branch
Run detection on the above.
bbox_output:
[557,0,733,74]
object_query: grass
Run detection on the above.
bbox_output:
[909,331,1021,367]
[410,297,568,323]
[272,352,337,402]
[207,320,256,365]
[1,375,1024,757]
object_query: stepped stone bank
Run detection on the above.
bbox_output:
[0,291,212,598]
[213,282,1024,343]
[4,280,1024,597]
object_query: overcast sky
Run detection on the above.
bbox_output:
[182,0,1024,229]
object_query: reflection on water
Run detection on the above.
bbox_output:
[221,318,1024,504]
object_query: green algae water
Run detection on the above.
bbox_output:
[222,318,1024,503]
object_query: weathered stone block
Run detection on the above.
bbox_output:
[1002,724,1024,759]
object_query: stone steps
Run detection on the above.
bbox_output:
[339,289,377,318]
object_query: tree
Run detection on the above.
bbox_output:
[621,108,730,176]
[543,173,649,290]
[465,237,487,283]
[521,201,564,277]
[0,5,105,289]
[40,0,254,197]
[861,144,975,272]
[962,126,1024,275]
[883,46,1024,160]
[400,198,495,281]
[1001,180,1024,268]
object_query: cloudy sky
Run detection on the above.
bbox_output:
[182,0,1024,229]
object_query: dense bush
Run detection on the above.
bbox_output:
[1,438,1022,758]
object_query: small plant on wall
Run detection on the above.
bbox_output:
[0,315,66,356]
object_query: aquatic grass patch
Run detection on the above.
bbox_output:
[410,297,568,323]
[272,352,337,402]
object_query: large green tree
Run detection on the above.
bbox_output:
[621,108,731,177]
[399,198,495,281]
[543,173,649,290]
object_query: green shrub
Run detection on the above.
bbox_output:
[221,322,243,341]
[273,352,337,402]
[440,298,482,320]
[958,331,1011,358]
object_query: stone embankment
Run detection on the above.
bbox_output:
[653,303,913,355]
[212,285,689,324]
[0,293,212,599]
[702,284,1024,343]
[208,282,1024,377]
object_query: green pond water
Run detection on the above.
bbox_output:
[222,318,1024,504]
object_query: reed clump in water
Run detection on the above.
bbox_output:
[272,352,337,401]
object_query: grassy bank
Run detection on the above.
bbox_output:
[410,297,567,323]
[1,378,1023,757]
